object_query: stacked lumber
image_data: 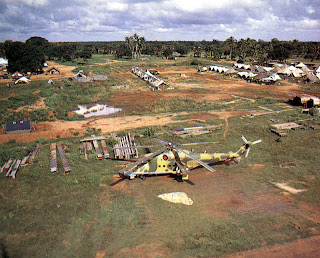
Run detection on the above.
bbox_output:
[113,133,138,160]
[270,122,302,137]
[173,124,223,138]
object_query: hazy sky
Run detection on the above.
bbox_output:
[0,0,319,42]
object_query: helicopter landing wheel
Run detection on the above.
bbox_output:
[140,175,146,180]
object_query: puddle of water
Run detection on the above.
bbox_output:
[74,104,122,117]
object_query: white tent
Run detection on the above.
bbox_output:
[296,62,306,68]
[0,58,8,66]
[270,73,282,81]
[15,76,31,84]
[316,66,320,73]
[301,66,312,73]
[263,67,274,72]
[292,68,306,78]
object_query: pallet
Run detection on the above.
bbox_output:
[113,133,139,160]
[57,144,71,173]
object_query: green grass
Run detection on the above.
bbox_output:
[1,55,320,257]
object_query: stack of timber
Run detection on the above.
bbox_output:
[50,143,58,173]
[173,124,223,138]
[113,133,138,160]
[270,122,302,137]
[80,135,110,160]
[57,144,71,174]
[28,143,41,165]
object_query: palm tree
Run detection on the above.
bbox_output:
[224,36,236,60]
[125,33,146,60]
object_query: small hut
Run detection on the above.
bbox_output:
[6,120,31,134]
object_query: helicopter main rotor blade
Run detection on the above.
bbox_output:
[118,147,167,174]
[175,147,216,173]
[152,138,169,145]
[245,147,251,158]
[176,141,219,146]
[112,144,162,149]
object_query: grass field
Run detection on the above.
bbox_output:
[1,54,320,257]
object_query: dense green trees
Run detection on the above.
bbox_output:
[2,35,320,69]
[4,40,45,73]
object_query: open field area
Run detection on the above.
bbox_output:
[1,54,320,257]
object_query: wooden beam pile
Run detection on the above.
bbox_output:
[80,135,110,160]
[113,133,138,160]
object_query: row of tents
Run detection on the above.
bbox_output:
[201,62,320,84]
[131,66,173,90]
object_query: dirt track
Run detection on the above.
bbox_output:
[0,110,258,144]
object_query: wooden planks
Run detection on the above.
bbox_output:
[100,140,109,158]
[81,133,138,160]
[113,133,138,160]
[1,144,40,179]
[93,140,103,160]
[28,143,41,165]
[57,144,71,174]
[50,143,58,173]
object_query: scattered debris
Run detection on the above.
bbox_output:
[158,192,193,205]
[271,181,307,194]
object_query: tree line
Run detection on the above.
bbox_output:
[0,35,319,74]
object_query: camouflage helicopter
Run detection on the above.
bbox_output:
[111,136,261,185]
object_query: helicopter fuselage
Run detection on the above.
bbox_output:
[123,148,244,179]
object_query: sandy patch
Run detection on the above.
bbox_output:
[271,181,307,194]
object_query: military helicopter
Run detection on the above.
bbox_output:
[110,136,261,185]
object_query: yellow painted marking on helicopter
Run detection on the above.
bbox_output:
[156,153,174,172]
[135,162,150,173]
